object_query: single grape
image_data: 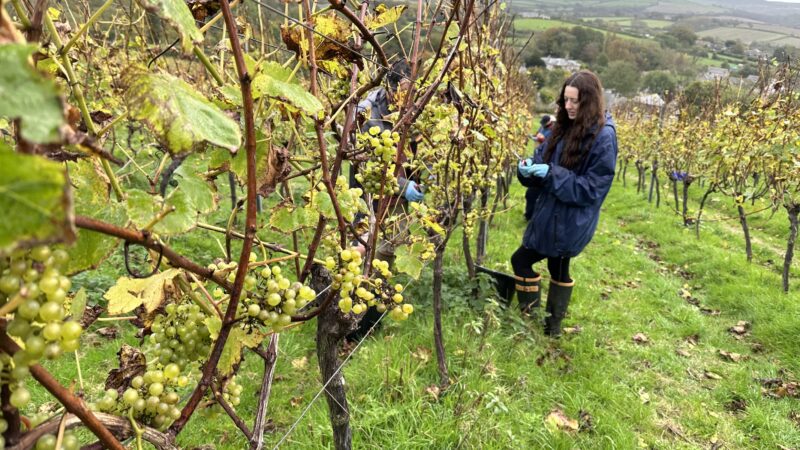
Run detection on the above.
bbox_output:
[10,386,31,408]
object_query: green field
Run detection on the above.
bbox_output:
[513,18,580,32]
[697,27,790,45]
[584,16,674,29]
[514,18,650,43]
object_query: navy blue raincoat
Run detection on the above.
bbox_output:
[518,114,617,257]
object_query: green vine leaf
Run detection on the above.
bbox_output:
[104,269,180,315]
[0,143,73,254]
[253,61,323,116]
[123,67,241,154]
[395,242,425,280]
[134,0,203,53]
[175,154,218,215]
[0,44,64,143]
[126,189,197,236]
[64,159,127,274]
[70,287,88,320]
[269,203,319,232]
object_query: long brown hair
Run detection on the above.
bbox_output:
[544,70,606,169]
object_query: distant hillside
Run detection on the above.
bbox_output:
[508,0,800,28]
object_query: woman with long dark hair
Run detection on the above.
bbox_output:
[513,70,618,337]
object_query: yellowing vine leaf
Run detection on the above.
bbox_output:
[219,327,266,376]
[135,0,203,53]
[365,5,406,30]
[123,67,241,154]
[0,44,64,143]
[280,12,362,69]
[104,269,179,315]
[0,143,74,254]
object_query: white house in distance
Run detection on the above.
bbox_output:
[541,57,581,73]
[701,67,730,81]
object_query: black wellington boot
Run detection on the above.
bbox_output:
[544,279,574,337]
[514,274,541,317]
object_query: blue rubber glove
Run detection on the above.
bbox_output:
[530,164,549,178]
[404,180,425,202]
[518,158,535,177]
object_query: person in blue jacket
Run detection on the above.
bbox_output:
[524,115,555,220]
[513,70,618,337]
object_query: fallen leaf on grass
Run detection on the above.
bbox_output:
[412,346,432,363]
[675,348,691,358]
[663,421,686,439]
[699,307,720,316]
[291,356,308,370]
[709,436,723,450]
[289,396,303,407]
[719,350,746,363]
[704,370,724,380]
[789,411,800,428]
[96,327,119,339]
[425,384,441,400]
[535,347,572,367]
[726,396,747,413]
[578,410,594,432]
[751,342,765,353]
[563,325,582,335]
[624,279,640,289]
[685,334,700,346]
[729,321,751,336]
[639,389,651,404]
[760,379,800,399]
[483,361,498,379]
[632,333,649,345]
[545,409,579,432]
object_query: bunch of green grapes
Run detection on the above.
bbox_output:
[221,375,243,407]
[197,375,243,419]
[331,248,365,314]
[328,78,350,103]
[330,248,414,321]
[410,235,436,261]
[0,246,83,411]
[33,430,79,450]
[354,126,401,197]
[95,364,185,430]
[147,302,212,371]
[238,263,316,333]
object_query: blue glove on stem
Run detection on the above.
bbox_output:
[404,180,425,202]
[530,164,549,178]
